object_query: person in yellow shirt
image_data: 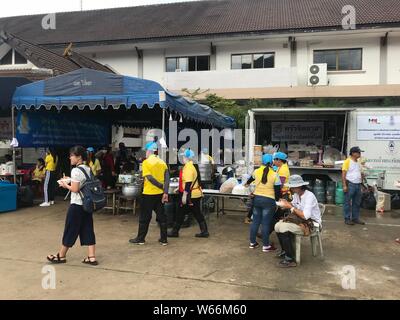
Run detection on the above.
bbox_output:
[86,147,102,177]
[29,158,46,196]
[40,148,58,207]
[273,152,290,196]
[130,142,170,246]
[168,149,209,238]
[245,154,281,252]
[32,158,46,182]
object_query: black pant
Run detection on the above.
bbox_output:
[140,194,167,224]
[176,195,205,228]
[138,194,167,241]
[44,170,57,202]
[62,204,96,247]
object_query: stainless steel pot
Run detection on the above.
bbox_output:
[122,183,141,199]
[198,163,214,182]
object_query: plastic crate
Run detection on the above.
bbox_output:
[0,181,17,212]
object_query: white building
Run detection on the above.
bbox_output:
[1,0,400,101]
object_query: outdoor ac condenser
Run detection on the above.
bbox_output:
[308,63,328,86]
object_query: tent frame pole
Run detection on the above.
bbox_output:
[11,106,17,184]
[161,108,166,161]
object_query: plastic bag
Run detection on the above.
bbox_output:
[361,191,376,210]
[391,193,400,210]
[219,177,239,194]
[232,184,250,195]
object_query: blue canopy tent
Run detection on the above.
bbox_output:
[11,68,235,148]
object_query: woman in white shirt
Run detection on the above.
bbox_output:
[46,146,98,265]
[274,175,321,268]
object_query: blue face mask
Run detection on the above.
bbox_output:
[273,165,278,171]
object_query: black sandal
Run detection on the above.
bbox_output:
[82,256,98,266]
[47,253,66,264]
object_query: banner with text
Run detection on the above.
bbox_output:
[271,122,324,142]
[357,115,400,141]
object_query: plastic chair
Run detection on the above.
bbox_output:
[294,203,325,265]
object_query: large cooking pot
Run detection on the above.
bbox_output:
[198,163,214,182]
[122,183,142,199]
[169,178,179,194]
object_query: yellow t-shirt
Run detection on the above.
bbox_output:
[142,154,168,195]
[32,167,45,182]
[182,161,202,199]
[45,154,57,171]
[253,166,280,200]
[277,163,290,193]
[89,159,102,176]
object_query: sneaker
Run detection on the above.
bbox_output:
[129,238,145,245]
[277,259,297,268]
[262,245,277,252]
[39,202,51,207]
[345,220,355,225]
[249,242,259,249]
[244,217,252,224]
[352,219,365,225]
[159,239,168,246]
[50,201,55,205]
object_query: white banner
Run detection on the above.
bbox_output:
[357,115,400,141]
[271,122,324,142]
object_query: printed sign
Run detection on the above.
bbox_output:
[16,112,110,147]
[271,122,324,142]
[357,115,400,141]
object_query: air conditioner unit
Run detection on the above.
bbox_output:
[175,69,182,72]
[308,63,328,86]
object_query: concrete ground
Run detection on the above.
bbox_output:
[0,198,399,300]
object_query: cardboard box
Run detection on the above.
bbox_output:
[376,191,391,212]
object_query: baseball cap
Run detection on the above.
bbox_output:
[350,146,364,154]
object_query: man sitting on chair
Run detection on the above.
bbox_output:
[274,175,322,268]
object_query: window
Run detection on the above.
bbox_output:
[0,49,27,65]
[313,48,362,71]
[231,53,275,69]
[166,56,210,72]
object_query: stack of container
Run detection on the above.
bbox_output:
[0,181,17,212]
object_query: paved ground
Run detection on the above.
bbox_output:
[0,198,399,300]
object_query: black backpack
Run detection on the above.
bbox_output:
[77,166,106,213]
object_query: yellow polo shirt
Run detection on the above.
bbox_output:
[277,163,290,193]
[253,166,280,200]
[142,154,168,195]
[45,154,57,172]
[89,159,102,176]
[182,161,202,199]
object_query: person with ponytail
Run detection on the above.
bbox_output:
[47,146,98,265]
[245,154,281,252]
[168,149,209,238]
[40,147,58,207]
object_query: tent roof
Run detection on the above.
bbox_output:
[12,68,236,128]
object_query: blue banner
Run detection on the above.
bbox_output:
[16,112,110,147]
